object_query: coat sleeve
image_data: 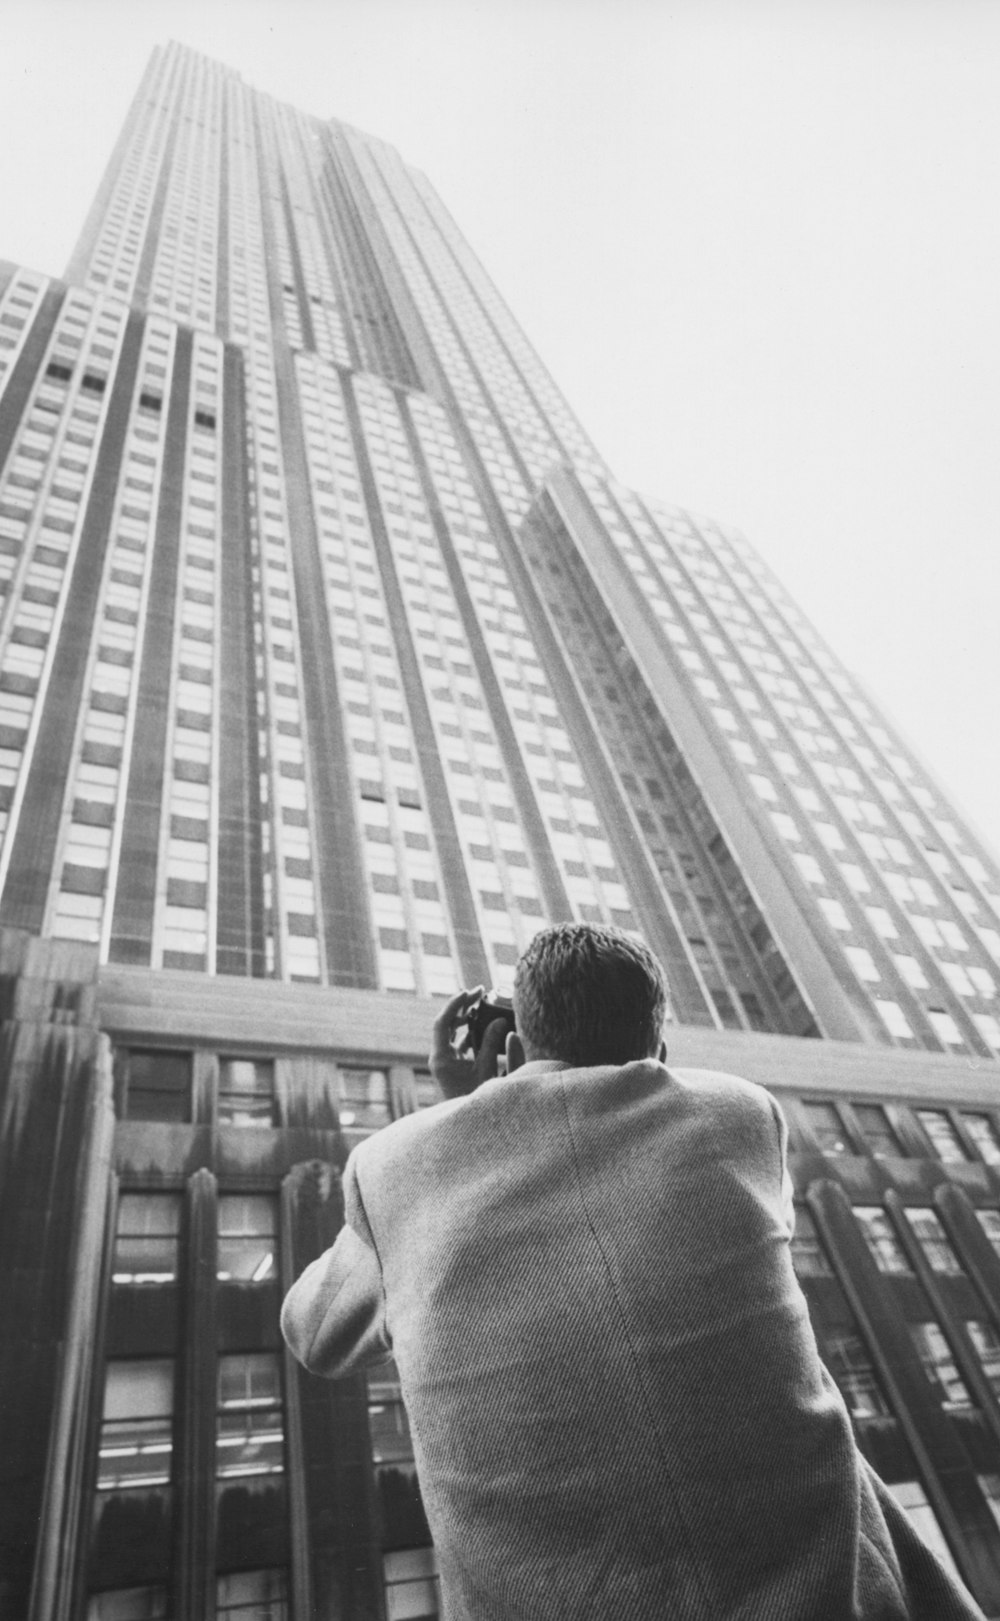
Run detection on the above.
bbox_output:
[280,1154,391,1378]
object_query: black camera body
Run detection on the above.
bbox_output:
[465,993,516,1054]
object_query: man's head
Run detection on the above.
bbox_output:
[510,923,669,1069]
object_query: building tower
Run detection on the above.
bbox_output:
[3,39,1000,1621]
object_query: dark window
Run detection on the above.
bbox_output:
[138,391,162,414]
[339,1067,391,1140]
[977,1210,1000,1255]
[216,1353,284,1480]
[97,1359,174,1490]
[966,1320,1000,1401]
[122,1050,191,1122]
[916,1109,968,1164]
[962,1114,1000,1167]
[215,1570,288,1620]
[910,1321,975,1411]
[368,1360,434,1559]
[802,1101,848,1155]
[81,372,106,394]
[383,1548,440,1618]
[791,1207,833,1276]
[904,1209,963,1275]
[216,1195,277,1285]
[194,409,216,430]
[218,1057,276,1126]
[853,1103,905,1159]
[854,1207,912,1275]
[822,1330,893,1420]
[86,1586,168,1619]
[113,1193,181,1285]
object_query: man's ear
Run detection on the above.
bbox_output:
[506,1029,526,1073]
[657,1038,668,1064]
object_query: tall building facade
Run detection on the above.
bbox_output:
[3,39,1000,1621]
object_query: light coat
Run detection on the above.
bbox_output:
[281,1059,985,1619]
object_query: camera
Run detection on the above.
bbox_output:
[465,992,516,1054]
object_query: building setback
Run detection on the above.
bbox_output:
[1,37,1000,1621]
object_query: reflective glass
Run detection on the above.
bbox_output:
[113,1193,181,1284]
[217,1195,277,1284]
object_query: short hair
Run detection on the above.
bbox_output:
[513,923,669,1067]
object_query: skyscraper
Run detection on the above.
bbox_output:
[3,39,1000,1621]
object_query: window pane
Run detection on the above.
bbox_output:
[98,1360,174,1490]
[339,1067,391,1132]
[219,1057,276,1126]
[86,1589,168,1621]
[977,1473,1000,1532]
[962,1114,1000,1167]
[916,1109,967,1164]
[216,1569,288,1620]
[910,1322,975,1411]
[216,1353,284,1479]
[113,1194,181,1284]
[124,1050,191,1123]
[823,1330,893,1419]
[802,1102,848,1154]
[217,1195,277,1284]
[368,1361,429,1549]
[966,1320,1000,1400]
[853,1207,912,1274]
[853,1104,905,1159]
[977,1210,1000,1255]
[791,1207,833,1276]
[904,1209,963,1275]
[384,1548,440,1621]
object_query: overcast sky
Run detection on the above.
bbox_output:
[2,0,999,855]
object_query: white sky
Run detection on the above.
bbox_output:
[2,0,998,855]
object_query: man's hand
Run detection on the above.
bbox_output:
[430,988,509,1100]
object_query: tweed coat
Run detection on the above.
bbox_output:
[281,1059,985,1620]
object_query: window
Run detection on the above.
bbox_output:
[216,1353,284,1480]
[875,999,913,1040]
[966,1321,1000,1401]
[368,1359,417,1489]
[383,1548,441,1620]
[215,1569,288,1620]
[904,1209,963,1274]
[338,1066,391,1140]
[818,898,850,931]
[113,1193,181,1284]
[886,1482,964,1585]
[916,1110,968,1164]
[802,1102,848,1154]
[218,1057,276,1126]
[368,1359,430,1551]
[217,1195,278,1284]
[791,1206,833,1276]
[977,1210,1000,1255]
[928,1009,964,1047]
[853,1208,912,1274]
[97,1359,174,1490]
[962,1114,1000,1167]
[894,954,928,990]
[977,1473,1000,1532]
[823,1330,893,1419]
[853,1104,905,1160]
[122,1049,191,1122]
[845,946,880,983]
[910,1322,974,1410]
[86,1589,168,1621]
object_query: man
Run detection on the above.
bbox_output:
[281,923,984,1619]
